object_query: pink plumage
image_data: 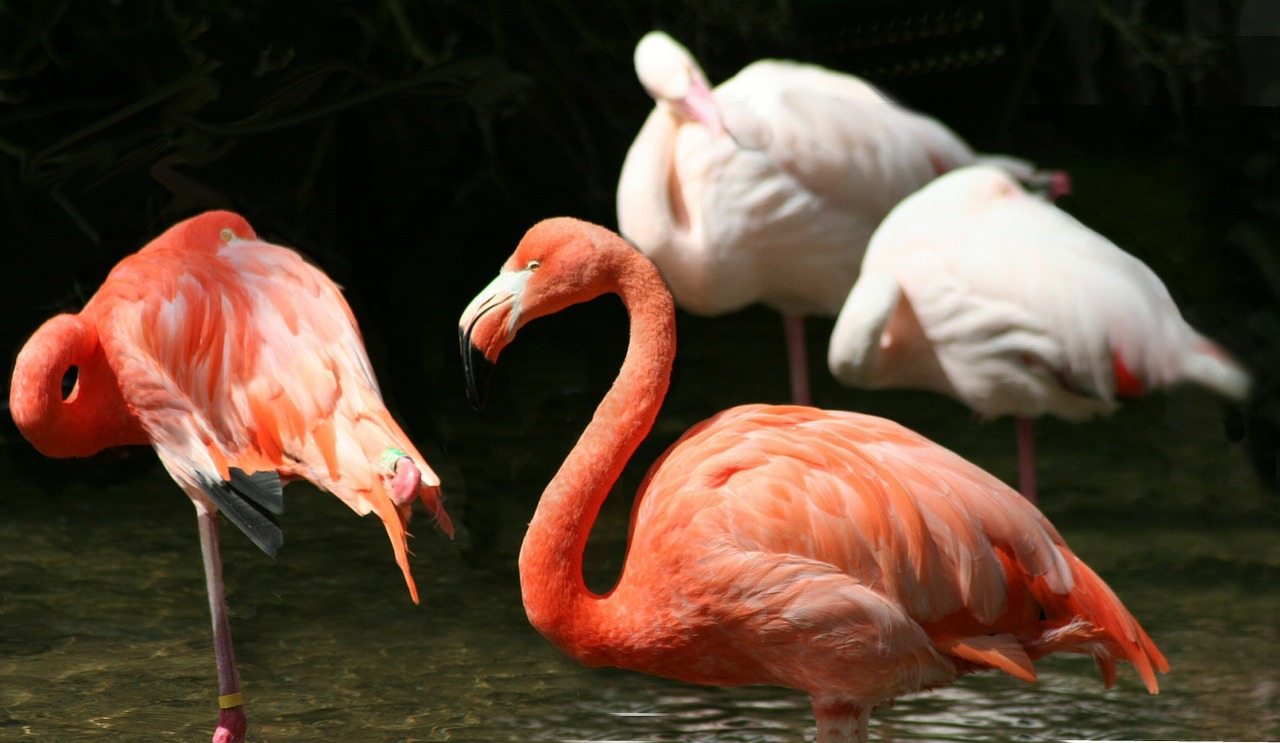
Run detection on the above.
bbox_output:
[460,217,1166,743]
[10,210,453,743]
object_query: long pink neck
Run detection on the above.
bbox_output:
[517,249,676,665]
[9,313,148,458]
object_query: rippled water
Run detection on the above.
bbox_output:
[2,307,1277,742]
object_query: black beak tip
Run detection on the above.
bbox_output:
[461,338,494,411]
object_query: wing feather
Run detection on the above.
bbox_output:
[716,61,974,213]
[629,404,1163,689]
[93,230,450,597]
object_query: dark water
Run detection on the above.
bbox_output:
[2,305,1277,743]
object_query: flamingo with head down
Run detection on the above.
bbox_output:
[9,210,454,743]
[828,164,1251,502]
[459,217,1166,743]
[617,30,1066,406]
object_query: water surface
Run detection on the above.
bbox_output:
[2,308,1277,742]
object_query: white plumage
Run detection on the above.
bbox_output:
[828,164,1250,499]
[617,31,1050,403]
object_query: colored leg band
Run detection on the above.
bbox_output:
[219,692,245,709]
[381,447,408,472]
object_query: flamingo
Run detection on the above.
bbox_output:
[616,30,1065,406]
[458,217,1167,743]
[9,210,454,743]
[827,164,1252,503]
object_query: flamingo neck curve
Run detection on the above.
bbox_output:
[517,247,676,666]
[9,312,148,458]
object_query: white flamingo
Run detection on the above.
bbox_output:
[617,30,1063,405]
[828,164,1251,502]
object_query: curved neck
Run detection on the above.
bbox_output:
[617,110,685,252]
[9,313,148,458]
[517,250,676,664]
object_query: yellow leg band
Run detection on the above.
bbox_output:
[219,692,245,709]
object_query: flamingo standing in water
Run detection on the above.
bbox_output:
[828,165,1251,502]
[459,217,1167,743]
[616,31,1064,405]
[9,211,454,743]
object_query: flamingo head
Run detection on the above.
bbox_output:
[459,218,640,408]
[634,31,723,132]
[9,313,150,458]
[155,210,259,253]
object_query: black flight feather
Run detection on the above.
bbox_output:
[198,468,285,556]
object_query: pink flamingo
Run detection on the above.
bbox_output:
[9,210,454,743]
[828,165,1251,502]
[459,217,1167,743]
[617,31,1064,406]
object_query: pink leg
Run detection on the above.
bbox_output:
[388,456,421,507]
[782,313,812,406]
[198,509,248,743]
[1016,416,1038,504]
[812,698,869,743]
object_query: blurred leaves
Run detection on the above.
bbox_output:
[0,0,541,242]
[0,0,1275,492]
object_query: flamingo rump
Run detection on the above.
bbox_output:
[827,165,1251,502]
[459,217,1167,743]
[616,30,1065,406]
[9,210,454,743]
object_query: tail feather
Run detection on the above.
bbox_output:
[975,155,1070,199]
[409,455,454,537]
[1182,339,1251,402]
[296,405,454,603]
[368,477,421,603]
[940,635,1037,683]
[363,435,453,604]
[1030,555,1168,693]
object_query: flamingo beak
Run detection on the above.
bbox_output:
[674,69,723,134]
[460,336,494,410]
[458,269,531,409]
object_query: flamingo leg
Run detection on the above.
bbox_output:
[1016,416,1038,504]
[812,699,869,743]
[783,313,812,406]
[197,507,248,743]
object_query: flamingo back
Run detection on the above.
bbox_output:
[87,215,450,600]
[618,52,978,320]
[837,165,1249,418]
[615,405,1166,700]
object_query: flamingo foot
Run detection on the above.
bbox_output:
[388,456,421,507]
[212,706,247,743]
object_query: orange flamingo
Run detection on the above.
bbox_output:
[459,217,1167,743]
[9,211,453,743]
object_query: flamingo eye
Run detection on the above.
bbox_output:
[526,260,541,272]
[219,228,236,242]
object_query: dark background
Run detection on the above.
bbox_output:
[2,0,1277,528]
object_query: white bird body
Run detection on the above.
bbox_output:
[828,164,1251,422]
[618,37,979,319]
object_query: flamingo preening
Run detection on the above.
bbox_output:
[9,211,454,743]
